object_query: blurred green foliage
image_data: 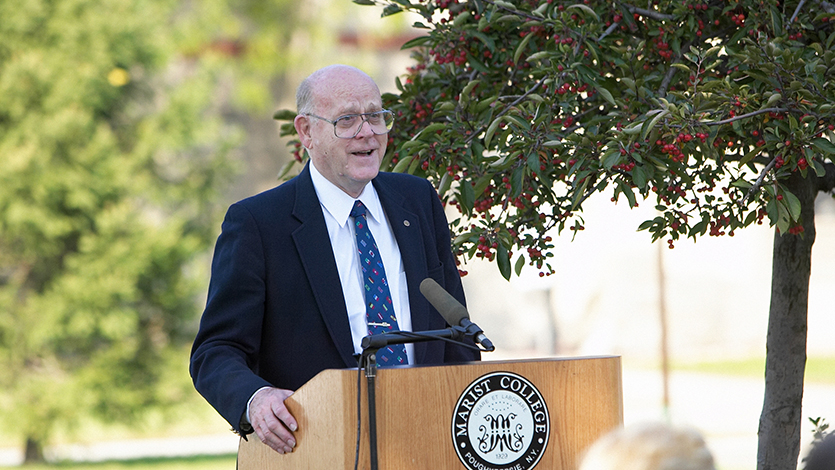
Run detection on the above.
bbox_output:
[0,0,299,462]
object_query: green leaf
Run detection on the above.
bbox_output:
[411,122,447,140]
[740,145,762,165]
[473,175,493,199]
[527,51,553,62]
[637,219,656,231]
[459,177,476,214]
[272,109,297,120]
[672,63,691,73]
[277,160,297,180]
[484,116,502,148]
[764,93,783,108]
[438,171,452,196]
[510,166,524,197]
[704,45,722,58]
[691,218,709,237]
[393,155,417,173]
[620,181,638,206]
[632,167,648,191]
[352,0,375,4]
[514,33,533,65]
[462,79,482,97]
[812,138,835,155]
[496,243,511,280]
[642,109,668,140]
[783,190,802,220]
[776,200,791,234]
[472,31,497,51]
[601,148,620,170]
[453,10,471,26]
[401,36,432,49]
[809,157,826,177]
[769,6,783,35]
[532,2,549,17]
[382,3,403,16]
[592,82,616,106]
[620,77,636,89]
[622,122,643,135]
[465,51,491,73]
[566,4,600,21]
[514,254,526,276]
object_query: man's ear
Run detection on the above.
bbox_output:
[294,114,313,149]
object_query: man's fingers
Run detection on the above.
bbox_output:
[255,420,294,454]
[250,387,298,454]
[272,400,298,432]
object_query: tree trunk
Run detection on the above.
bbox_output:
[756,170,817,470]
[23,436,45,464]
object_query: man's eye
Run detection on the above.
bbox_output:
[335,115,358,127]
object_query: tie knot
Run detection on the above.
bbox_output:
[350,200,367,219]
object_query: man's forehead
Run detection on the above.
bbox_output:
[334,99,383,115]
[315,85,382,115]
[313,69,379,101]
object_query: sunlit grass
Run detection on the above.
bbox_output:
[0,454,236,470]
[672,356,835,384]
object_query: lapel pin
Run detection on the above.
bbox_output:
[403,220,410,227]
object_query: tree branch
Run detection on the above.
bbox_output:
[623,4,675,21]
[481,0,543,22]
[597,22,620,42]
[705,107,789,126]
[789,0,806,23]
[744,155,779,203]
[466,76,548,143]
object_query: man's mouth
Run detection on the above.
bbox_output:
[352,149,375,156]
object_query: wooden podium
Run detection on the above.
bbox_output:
[238,356,622,470]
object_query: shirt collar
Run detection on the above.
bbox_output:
[309,161,384,227]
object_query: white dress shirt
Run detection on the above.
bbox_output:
[309,162,414,362]
[247,163,417,424]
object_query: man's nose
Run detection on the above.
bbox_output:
[354,118,375,138]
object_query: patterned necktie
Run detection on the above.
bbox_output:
[351,200,408,366]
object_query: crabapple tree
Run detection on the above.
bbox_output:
[274,0,835,468]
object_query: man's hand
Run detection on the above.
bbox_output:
[249,387,298,454]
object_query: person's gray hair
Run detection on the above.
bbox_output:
[296,75,315,115]
[578,422,716,470]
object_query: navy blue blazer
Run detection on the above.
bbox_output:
[190,163,479,433]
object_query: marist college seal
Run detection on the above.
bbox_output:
[451,372,550,470]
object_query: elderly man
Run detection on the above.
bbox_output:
[190,65,479,455]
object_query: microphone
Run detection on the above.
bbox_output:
[419,278,495,351]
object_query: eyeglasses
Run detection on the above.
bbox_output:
[305,110,395,139]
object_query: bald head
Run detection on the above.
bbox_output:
[296,65,380,116]
[292,64,389,198]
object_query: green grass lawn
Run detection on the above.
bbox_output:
[0,454,237,470]
[3,356,831,469]
[672,356,835,384]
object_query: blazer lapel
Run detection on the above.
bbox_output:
[291,164,358,368]
[374,176,431,363]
